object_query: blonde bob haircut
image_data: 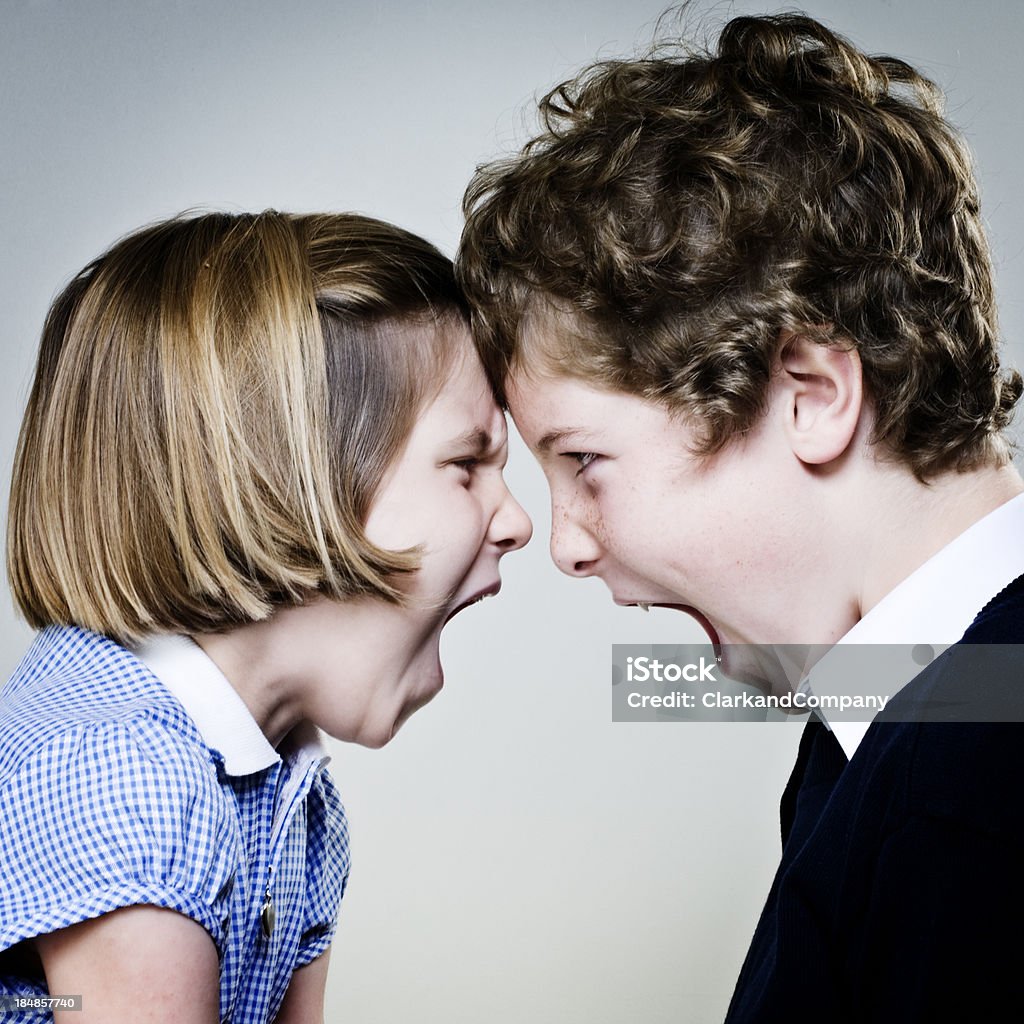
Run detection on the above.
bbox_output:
[8,211,467,642]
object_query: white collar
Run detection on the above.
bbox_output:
[130,633,327,777]
[813,490,1024,760]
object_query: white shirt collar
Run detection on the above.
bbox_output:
[813,490,1024,760]
[130,633,327,776]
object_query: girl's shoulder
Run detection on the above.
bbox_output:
[0,626,243,956]
[1,625,211,776]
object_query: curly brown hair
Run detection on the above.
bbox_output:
[458,12,1020,478]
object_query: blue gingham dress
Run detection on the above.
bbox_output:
[0,626,350,1022]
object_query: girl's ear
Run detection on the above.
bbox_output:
[773,333,864,466]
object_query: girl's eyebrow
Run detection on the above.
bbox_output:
[447,427,493,455]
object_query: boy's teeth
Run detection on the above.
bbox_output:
[637,601,651,612]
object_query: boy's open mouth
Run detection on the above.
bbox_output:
[625,601,723,660]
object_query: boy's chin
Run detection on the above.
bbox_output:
[716,644,822,696]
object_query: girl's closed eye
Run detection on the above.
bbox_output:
[450,457,481,480]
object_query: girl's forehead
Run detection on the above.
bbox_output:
[411,358,504,441]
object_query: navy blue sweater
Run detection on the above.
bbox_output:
[725,575,1024,1022]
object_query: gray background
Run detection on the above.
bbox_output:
[3,1,1022,1021]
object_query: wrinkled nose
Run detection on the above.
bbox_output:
[492,483,533,553]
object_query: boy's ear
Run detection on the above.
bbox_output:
[774,332,864,465]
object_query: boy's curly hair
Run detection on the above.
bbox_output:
[458,13,1020,477]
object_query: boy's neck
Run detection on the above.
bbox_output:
[850,461,1024,623]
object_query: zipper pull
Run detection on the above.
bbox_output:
[260,865,275,939]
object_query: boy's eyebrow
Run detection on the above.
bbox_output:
[537,428,586,454]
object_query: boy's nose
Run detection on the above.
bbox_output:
[549,504,601,578]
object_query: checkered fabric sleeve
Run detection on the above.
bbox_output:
[0,712,238,953]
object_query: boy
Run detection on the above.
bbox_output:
[458,13,1024,1020]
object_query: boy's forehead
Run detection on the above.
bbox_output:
[505,367,600,422]
[505,368,672,450]
[504,370,573,447]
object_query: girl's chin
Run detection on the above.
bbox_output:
[388,685,443,743]
[344,643,445,748]
[387,651,445,742]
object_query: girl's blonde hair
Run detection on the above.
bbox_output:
[8,211,467,641]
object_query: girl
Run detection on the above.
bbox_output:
[0,211,531,1022]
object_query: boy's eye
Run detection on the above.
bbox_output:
[564,452,600,476]
[451,458,479,474]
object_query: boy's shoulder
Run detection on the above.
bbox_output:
[847,577,1024,841]
[735,594,1024,1020]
